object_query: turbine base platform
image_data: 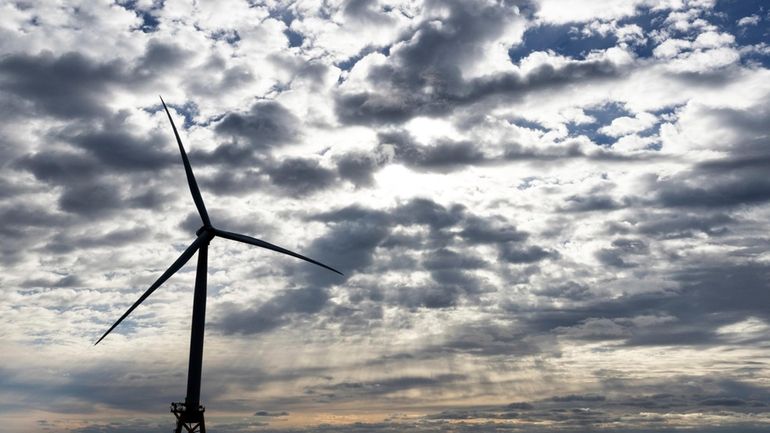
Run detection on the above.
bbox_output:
[171,402,205,433]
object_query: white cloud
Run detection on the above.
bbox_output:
[693,30,735,49]
[664,46,740,72]
[737,14,760,26]
[536,0,645,24]
[599,112,658,137]
[653,38,692,58]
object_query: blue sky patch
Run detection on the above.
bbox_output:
[711,0,769,66]
[285,28,304,48]
[509,22,618,62]
[568,102,632,146]
[117,0,162,33]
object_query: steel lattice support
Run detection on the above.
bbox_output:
[171,402,206,433]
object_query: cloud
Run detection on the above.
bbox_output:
[378,130,487,171]
[216,197,552,330]
[335,0,630,125]
[3,1,770,431]
[218,286,330,335]
[336,54,625,124]
[254,410,289,417]
[263,157,337,196]
[0,51,124,119]
[213,100,301,150]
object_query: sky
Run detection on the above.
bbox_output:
[1,0,770,432]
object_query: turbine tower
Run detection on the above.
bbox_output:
[95,97,342,433]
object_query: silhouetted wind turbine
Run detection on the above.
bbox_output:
[95,96,342,433]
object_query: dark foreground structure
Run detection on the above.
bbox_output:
[94,97,341,433]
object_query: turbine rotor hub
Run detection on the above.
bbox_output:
[196,225,213,237]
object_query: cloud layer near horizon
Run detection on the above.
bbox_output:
[1,1,770,432]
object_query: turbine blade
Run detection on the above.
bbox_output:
[213,228,343,275]
[160,96,211,227]
[94,236,205,345]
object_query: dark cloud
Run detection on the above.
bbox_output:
[309,199,478,287]
[214,100,300,150]
[21,274,81,288]
[56,365,770,433]
[0,202,71,264]
[308,197,546,285]
[502,140,584,161]
[0,362,232,417]
[0,203,71,236]
[333,0,516,124]
[217,198,547,331]
[201,169,266,196]
[134,39,191,78]
[536,281,591,301]
[343,0,395,24]
[218,286,330,335]
[254,410,289,417]
[506,402,535,410]
[195,153,339,198]
[300,210,392,288]
[500,244,554,263]
[699,398,750,407]
[595,238,648,268]
[264,157,337,196]
[306,374,467,400]
[0,51,124,119]
[187,101,303,185]
[0,170,40,199]
[516,261,770,348]
[562,194,622,212]
[550,394,606,402]
[45,226,148,254]
[190,142,261,168]
[635,101,770,210]
[652,167,770,208]
[15,150,101,185]
[378,130,486,171]
[459,216,528,244]
[334,152,384,187]
[57,181,124,216]
[416,377,770,431]
[633,212,733,239]
[420,321,553,357]
[423,248,486,270]
[394,272,483,309]
[391,198,465,228]
[11,110,183,220]
[595,248,633,268]
[335,0,625,126]
[65,127,175,172]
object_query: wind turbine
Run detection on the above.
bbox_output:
[95,97,342,433]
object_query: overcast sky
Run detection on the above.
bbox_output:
[1,0,770,432]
